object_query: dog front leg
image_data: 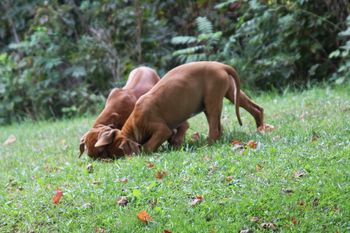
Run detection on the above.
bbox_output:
[168,121,189,148]
[143,125,173,153]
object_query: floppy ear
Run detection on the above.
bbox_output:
[79,133,87,158]
[118,139,141,155]
[95,129,118,147]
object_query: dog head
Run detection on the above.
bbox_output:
[80,125,141,159]
[79,125,126,159]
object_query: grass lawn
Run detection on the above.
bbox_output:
[1,86,350,232]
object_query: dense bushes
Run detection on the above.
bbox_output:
[0,0,349,124]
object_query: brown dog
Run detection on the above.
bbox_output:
[95,61,267,155]
[79,66,160,159]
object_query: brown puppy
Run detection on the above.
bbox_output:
[96,61,266,155]
[79,66,160,159]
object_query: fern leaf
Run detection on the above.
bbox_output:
[172,45,205,56]
[171,36,197,45]
[196,17,213,34]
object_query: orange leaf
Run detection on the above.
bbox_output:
[231,139,241,145]
[137,210,152,223]
[291,217,297,225]
[3,135,16,145]
[155,171,167,180]
[247,140,257,149]
[53,189,63,204]
[163,230,171,233]
[191,195,204,206]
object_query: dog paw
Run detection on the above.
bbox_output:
[257,124,275,133]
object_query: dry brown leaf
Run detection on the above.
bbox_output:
[95,227,105,232]
[298,199,305,206]
[3,135,16,145]
[146,161,155,169]
[231,139,241,145]
[209,163,218,173]
[86,164,93,173]
[256,164,263,172]
[257,124,275,133]
[137,210,152,223]
[311,131,319,142]
[247,140,257,149]
[260,222,277,230]
[93,180,101,185]
[225,176,233,182]
[119,177,128,183]
[117,196,128,206]
[293,170,306,178]
[163,230,171,233]
[240,229,253,233]
[191,132,201,142]
[155,171,167,180]
[282,188,294,193]
[203,155,211,161]
[291,217,297,225]
[191,195,204,206]
[148,198,157,208]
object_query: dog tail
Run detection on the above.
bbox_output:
[224,65,242,126]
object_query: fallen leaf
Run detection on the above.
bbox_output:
[86,164,93,173]
[298,199,305,206]
[203,155,211,161]
[209,163,218,173]
[225,176,233,182]
[257,124,275,133]
[293,170,306,178]
[163,230,171,233]
[100,158,113,163]
[191,132,201,142]
[137,210,152,223]
[93,180,101,185]
[146,161,155,169]
[291,217,297,225]
[312,198,319,208]
[247,140,257,149]
[260,222,277,230]
[117,196,128,206]
[231,139,241,145]
[82,203,92,209]
[148,198,158,208]
[119,177,128,183]
[256,164,263,172]
[95,227,105,232]
[311,131,319,142]
[251,216,260,222]
[3,135,16,145]
[240,229,253,233]
[191,195,204,206]
[155,171,167,180]
[53,189,63,204]
[282,188,294,193]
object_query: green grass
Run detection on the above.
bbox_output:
[1,86,350,232]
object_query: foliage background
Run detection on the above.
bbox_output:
[0,0,349,124]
